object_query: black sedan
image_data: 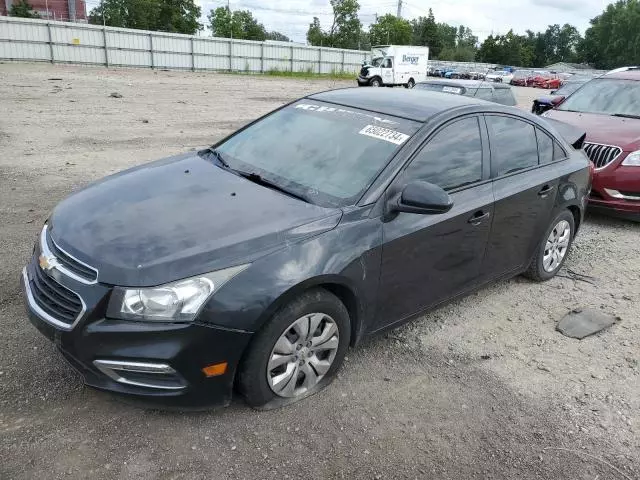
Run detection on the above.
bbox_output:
[22,89,591,409]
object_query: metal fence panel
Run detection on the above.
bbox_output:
[108,49,152,67]
[0,41,50,60]
[0,19,48,41]
[107,30,149,51]
[50,24,103,47]
[52,44,104,64]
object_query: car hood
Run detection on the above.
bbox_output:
[544,110,640,150]
[49,153,341,286]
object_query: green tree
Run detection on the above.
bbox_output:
[156,0,201,34]
[369,14,412,45]
[328,0,362,49]
[477,30,533,66]
[410,10,441,55]
[88,0,201,34]
[9,0,39,18]
[306,16,327,46]
[580,0,640,69]
[266,31,290,42]
[208,8,267,40]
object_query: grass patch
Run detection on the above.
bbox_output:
[264,67,355,80]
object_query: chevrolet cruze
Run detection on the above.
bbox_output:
[22,88,591,409]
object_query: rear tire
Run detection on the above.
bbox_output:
[406,78,415,88]
[238,288,350,409]
[524,210,575,282]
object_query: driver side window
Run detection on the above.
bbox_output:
[404,117,483,191]
[382,58,392,68]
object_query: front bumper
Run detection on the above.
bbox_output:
[589,157,640,221]
[21,255,253,408]
[357,76,370,86]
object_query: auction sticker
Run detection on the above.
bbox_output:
[442,86,462,94]
[359,125,410,145]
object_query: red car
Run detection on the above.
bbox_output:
[542,77,563,89]
[544,68,640,220]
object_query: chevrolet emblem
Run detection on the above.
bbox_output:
[39,253,57,271]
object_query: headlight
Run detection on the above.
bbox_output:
[621,150,640,166]
[106,265,249,322]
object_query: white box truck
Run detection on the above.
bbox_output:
[357,45,429,88]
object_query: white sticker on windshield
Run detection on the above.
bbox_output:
[442,86,462,94]
[358,125,410,145]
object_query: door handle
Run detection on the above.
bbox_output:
[468,211,490,225]
[538,185,555,196]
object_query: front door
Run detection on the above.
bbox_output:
[482,114,559,277]
[374,116,494,331]
[381,57,394,85]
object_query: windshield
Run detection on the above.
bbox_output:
[558,78,640,115]
[554,81,586,96]
[213,101,421,207]
[371,57,384,67]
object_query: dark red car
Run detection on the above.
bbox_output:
[544,69,640,220]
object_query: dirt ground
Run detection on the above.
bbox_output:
[0,63,638,480]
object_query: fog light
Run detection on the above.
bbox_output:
[202,362,227,377]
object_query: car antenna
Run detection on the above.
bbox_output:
[473,67,491,98]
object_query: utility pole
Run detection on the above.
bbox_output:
[396,0,402,18]
[228,0,232,40]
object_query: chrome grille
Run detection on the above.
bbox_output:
[27,262,84,328]
[583,142,622,169]
[42,225,98,284]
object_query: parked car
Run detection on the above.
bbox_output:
[543,68,640,220]
[414,79,517,106]
[531,77,591,115]
[510,70,533,86]
[22,89,591,409]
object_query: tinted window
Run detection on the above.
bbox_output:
[405,117,483,190]
[554,141,567,160]
[215,101,421,206]
[493,88,517,106]
[414,83,464,95]
[537,129,554,164]
[487,116,539,176]
[382,58,392,68]
[473,88,494,101]
[558,78,640,116]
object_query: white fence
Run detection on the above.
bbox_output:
[0,16,369,73]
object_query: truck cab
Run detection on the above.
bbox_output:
[357,45,429,88]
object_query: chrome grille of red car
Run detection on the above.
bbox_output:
[583,142,622,169]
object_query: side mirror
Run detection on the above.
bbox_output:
[550,90,556,95]
[392,181,453,215]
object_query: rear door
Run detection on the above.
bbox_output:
[482,114,560,278]
[375,116,494,329]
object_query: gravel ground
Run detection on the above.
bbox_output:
[0,63,638,480]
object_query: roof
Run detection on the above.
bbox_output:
[309,88,489,122]
[417,79,511,90]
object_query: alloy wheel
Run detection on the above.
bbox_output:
[543,220,571,272]
[267,313,339,398]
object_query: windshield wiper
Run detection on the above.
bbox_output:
[204,148,312,204]
[235,171,312,204]
[205,148,231,168]
[612,113,640,120]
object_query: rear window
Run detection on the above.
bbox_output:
[492,88,517,106]
[415,83,465,95]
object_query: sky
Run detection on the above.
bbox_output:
[196,0,613,44]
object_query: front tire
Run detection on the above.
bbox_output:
[238,289,350,409]
[524,210,575,281]
[370,78,381,87]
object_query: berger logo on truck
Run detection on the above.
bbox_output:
[402,55,420,65]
